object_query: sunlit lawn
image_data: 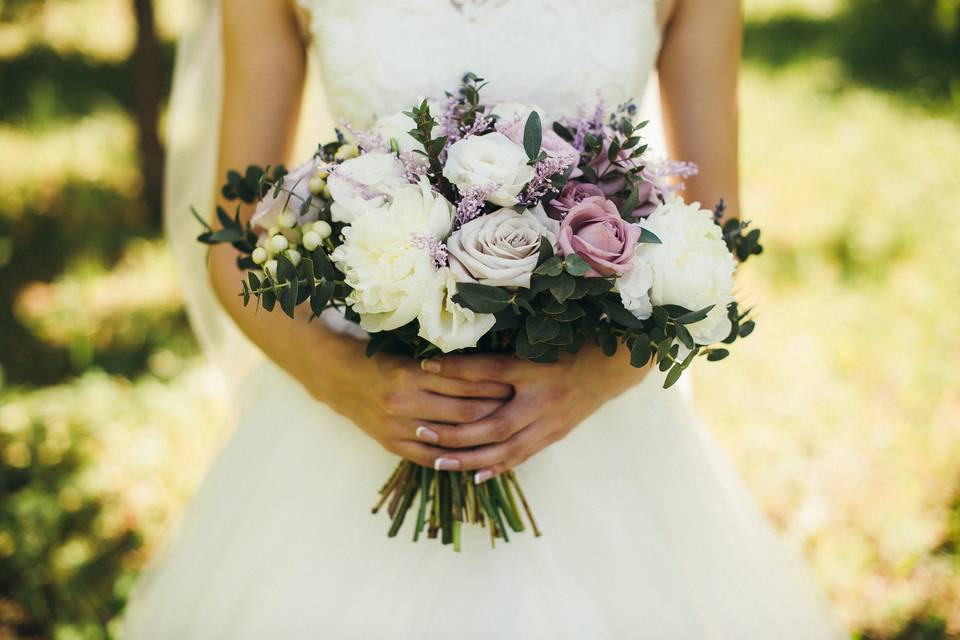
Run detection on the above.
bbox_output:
[2,0,959,637]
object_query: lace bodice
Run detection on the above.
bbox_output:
[297,0,662,126]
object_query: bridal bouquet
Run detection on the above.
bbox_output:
[197,74,762,550]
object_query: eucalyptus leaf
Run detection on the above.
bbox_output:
[523,111,542,160]
[564,254,590,277]
[534,256,563,277]
[452,283,513,313]
[677,305,715,325]
[638,227,661,245]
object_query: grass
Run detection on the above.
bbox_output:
[1,0,960,637]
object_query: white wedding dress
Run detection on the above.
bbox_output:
[122,1,842,638]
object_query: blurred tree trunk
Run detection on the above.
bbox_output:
[131,0,164,226]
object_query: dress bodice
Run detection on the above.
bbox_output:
[297,0,662,125]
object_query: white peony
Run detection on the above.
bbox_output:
[447,207,558,289]
[327,152,409,223]
[633,198,737,345]
[442,132,535,207]
[331,177,455,332]
[617,258,654,320]
[418,268,497,353]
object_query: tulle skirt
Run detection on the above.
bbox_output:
[121,359,841,639]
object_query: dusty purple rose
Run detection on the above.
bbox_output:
[629,178,660,218]
[546,181,605,220]
[251,157,324,230]
[558,196,640,277]
[496,115,581,168]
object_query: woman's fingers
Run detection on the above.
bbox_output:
[391,439,451,469]
[418,399,538,449]
[385,391,502,424]
[418,373,514,400]
[428,418,544,472]
[420,354,519,382]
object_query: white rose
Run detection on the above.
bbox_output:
[374,112,424,154]
[327,152,409,223]
[447,207,558,289]
[331,177,455,332]
[635,198,737,345]
[418,268,497,353]
[442,132,535,207]
[617,258,654,320]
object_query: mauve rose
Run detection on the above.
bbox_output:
[630,178,660,218]
[587,138,660,218]
[546,181,605,220]
[496,114,580,167]
[558,196,640,277]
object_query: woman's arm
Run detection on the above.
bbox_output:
[658,0,741,217]
[209,0,510,462]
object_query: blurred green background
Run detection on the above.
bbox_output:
[0,0,958,637]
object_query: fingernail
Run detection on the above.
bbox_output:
[434,457,461,471]
[420,359,440,374]
[474,470,494,484]
[415,425,439,444]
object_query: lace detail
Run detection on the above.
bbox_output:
[296,0,661,127]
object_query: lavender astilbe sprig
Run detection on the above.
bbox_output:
[518,152,578,208]
[338,118,390,153]
[644,158,699,196]
[399,151,429,183]
[455,182,501,227]
[411,233,448,268]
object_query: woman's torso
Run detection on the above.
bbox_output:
[296,0,665,126]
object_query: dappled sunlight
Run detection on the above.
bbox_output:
[2,0,959,637]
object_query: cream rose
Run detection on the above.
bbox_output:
[374,111,424,154]
[442,132,535,207]
[634,198,737,344]
[447,207,558,289]
[331,177,454,332]
[417,268,497,352]
[327,152,409,223]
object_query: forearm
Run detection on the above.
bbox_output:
[657,0,742,218]
[208,245,365,403]
[211,0,368,404]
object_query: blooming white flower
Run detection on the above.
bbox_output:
[418,268,497,352]
[331,177,455,332]
[633,198,737,344]
[327,152,409,223]
[617,258,654,320]
[447,207,558,289]
[374,111,423,154]
[443,132,535,207]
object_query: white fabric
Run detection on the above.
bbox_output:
[125,1,842,637]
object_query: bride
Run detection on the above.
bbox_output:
[123,0,841,637]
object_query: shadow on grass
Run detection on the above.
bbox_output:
[0,180,194,387]
[744,0,960,113]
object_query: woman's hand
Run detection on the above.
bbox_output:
[417,345,651,482]
[312,342,515,467]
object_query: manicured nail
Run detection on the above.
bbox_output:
[474,470,494,484]
[420,359,441,374]
[434,457,461,471]
[415,425,439,444]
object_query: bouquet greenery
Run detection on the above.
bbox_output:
[197,74,762,550]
